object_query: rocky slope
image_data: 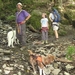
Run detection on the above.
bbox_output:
[0,20,75,75]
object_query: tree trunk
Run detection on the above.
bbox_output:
[27,25,39,33]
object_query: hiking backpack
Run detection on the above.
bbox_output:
[52,8,60,22]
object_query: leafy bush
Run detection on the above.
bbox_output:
[59,29,67,36]
[29,14,41,30]
[64,9,73,24]
[66,4,75,9]
[61,18,69,25]
[0,0,3,9]
[66,46,75,60]
[6,15,15,22]
[23,0,33,4]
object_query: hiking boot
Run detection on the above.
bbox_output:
[54,38,59,43]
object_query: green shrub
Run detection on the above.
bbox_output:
[66,4,75,9]
[6,15,15,22]
[64,9,73,24]
[0,13,7,20]
[66,46,75,60]
[59,30,67,36]
[29,14,41,30]
[61,18,69,25]
[23,0,33,4]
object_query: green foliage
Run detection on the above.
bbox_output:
[0,0,34,19]
[64,9,73,24]
[0,0,3,9]
[6,15,15,22]
[22,0,33,4]
[66,46,75,60]
[0,13,7,20]
[59,30,67,36]
[66,4,75,9]
[61,18,69,25]
[29,14,41,30]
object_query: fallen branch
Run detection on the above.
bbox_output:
[55,57,73,63]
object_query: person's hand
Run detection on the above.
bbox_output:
[16,24,18,27]
[21,20,26,24]
[51,19,53,22]
[18,28,20,34]
[48,26,49,29]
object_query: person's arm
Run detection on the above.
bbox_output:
[47,22,49,29]
[47,19,49,29]
[50,17,53,22]
[25,14,31,22]
[23,14,31,23]
[41,24,42,29]
[49,13,54,22]
[41,19,42,29]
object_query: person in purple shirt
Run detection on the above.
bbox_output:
[16,2,31,47]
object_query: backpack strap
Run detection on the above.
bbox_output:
[17,10,23,17]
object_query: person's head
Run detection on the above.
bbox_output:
[16,2,23,11]
[42,13,47,18]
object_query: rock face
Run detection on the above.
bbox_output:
[0,20,75,75]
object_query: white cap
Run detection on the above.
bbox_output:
[17,2,22,6]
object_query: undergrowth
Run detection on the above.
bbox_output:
[66,45,75,60]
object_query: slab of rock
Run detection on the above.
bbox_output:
[65,64,75,71]
[64,72,70,75]
[2,57,10,61]
[52,69,61,75]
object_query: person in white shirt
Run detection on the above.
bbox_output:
[41,13,49,44]
[49,9,59,40]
